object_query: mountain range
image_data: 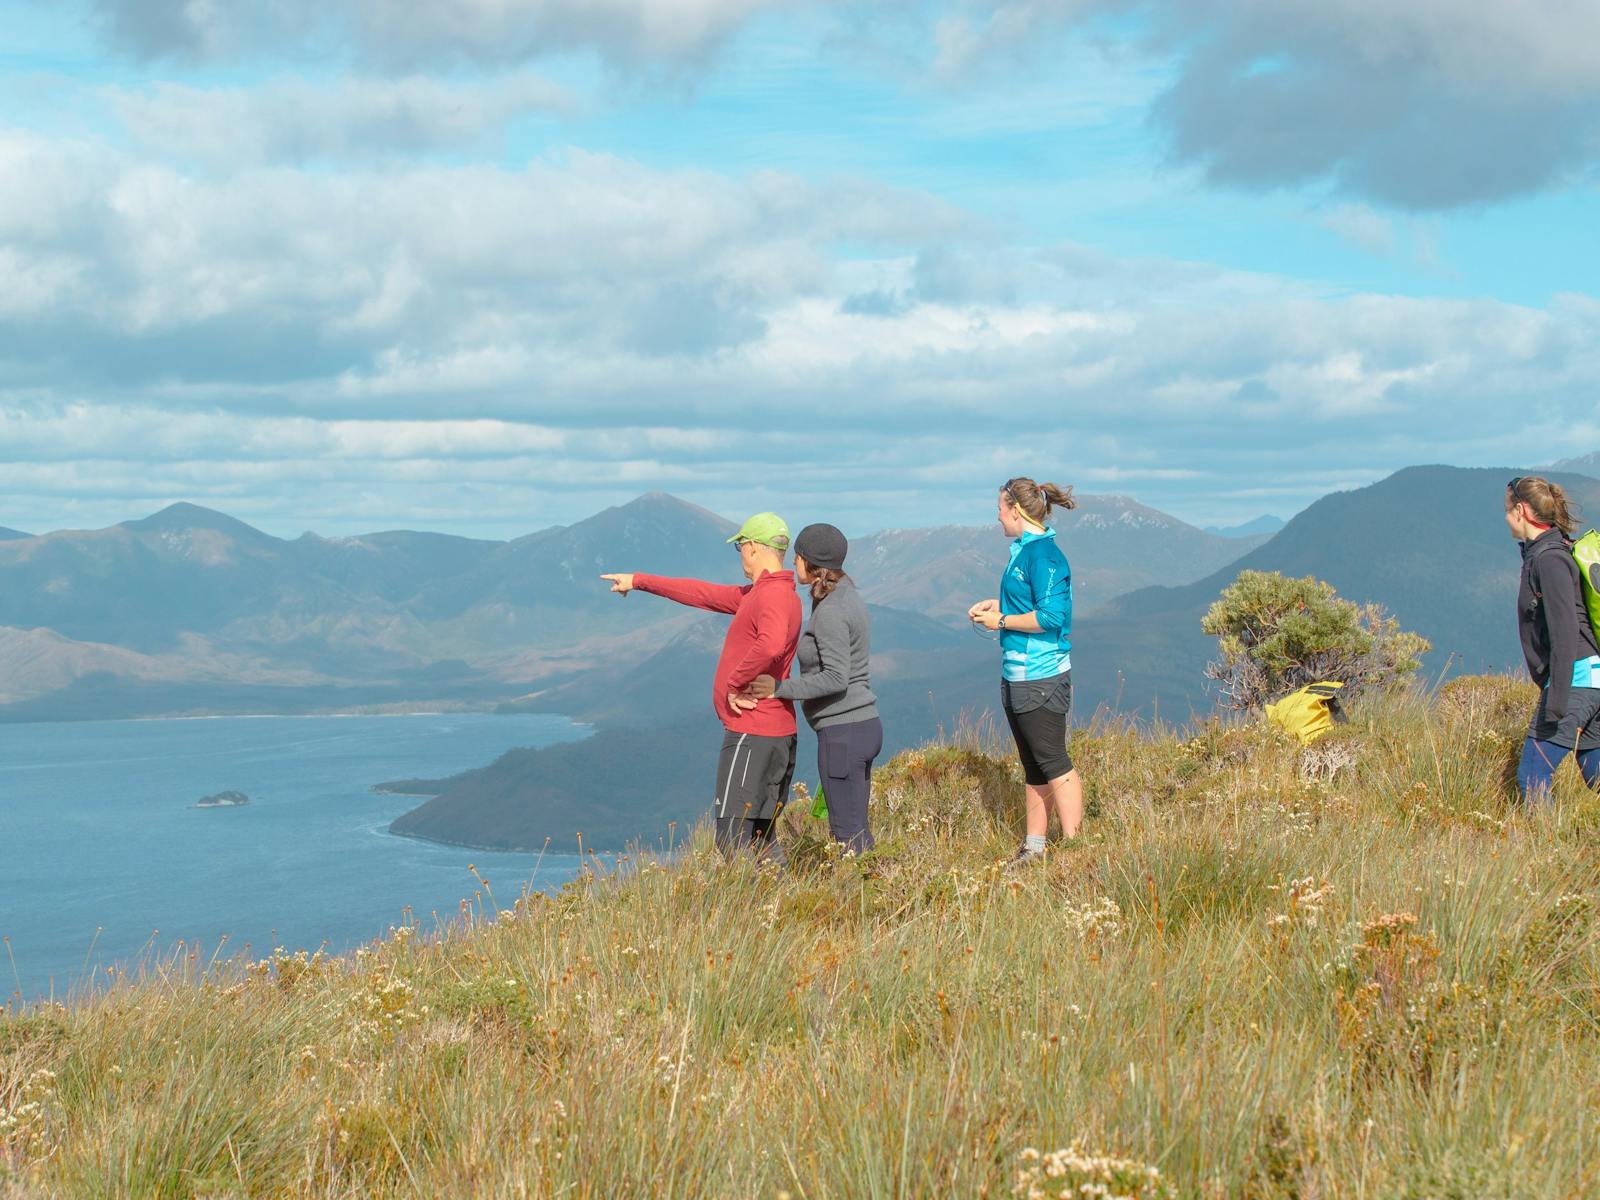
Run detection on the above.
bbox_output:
[1551,451,1600,477]
[0,492,1261,717]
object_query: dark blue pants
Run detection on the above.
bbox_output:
[817,717,882,853]
[1517,737,1600,802]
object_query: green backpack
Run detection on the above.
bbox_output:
[1577,529,1600,638]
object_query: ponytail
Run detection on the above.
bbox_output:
[1003,476,1078,525]
[1038,482,1077,513]
[1508,476,1579,535]
[809,567,845,606]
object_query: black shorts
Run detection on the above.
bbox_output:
[1001,671,1073,786]
[714,729,797,824]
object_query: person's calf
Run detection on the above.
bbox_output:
[1049,769,1084,839]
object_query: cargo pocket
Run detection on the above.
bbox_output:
[822,730,852,782]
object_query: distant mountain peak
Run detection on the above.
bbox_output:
[1548,450,1600,477]
[616,492,730,521]
[0,526,31,541]
[576,492,735,534]
[1080,492,1139,507]
[122,502,277,543]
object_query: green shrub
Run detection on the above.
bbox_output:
[1202,569,1431,709]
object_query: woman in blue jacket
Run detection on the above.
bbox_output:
[968,476,1083,868]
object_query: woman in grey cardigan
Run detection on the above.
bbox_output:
[745,523,882,852]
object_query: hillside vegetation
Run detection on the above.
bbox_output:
[4,676,1599,1198]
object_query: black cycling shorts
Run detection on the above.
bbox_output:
[1001,671,1074,786]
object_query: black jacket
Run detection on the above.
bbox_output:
[1518,527,1600,731]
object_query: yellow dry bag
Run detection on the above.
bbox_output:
[1265,681,1347,746]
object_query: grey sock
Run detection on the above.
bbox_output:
[1024,834,1047,853]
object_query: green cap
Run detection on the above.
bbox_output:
[726,512,790,551]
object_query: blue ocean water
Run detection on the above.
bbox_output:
[0,713,590,1001]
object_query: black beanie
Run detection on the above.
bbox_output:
[794,523,848,571]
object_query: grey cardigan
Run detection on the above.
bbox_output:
[774,575,879,729]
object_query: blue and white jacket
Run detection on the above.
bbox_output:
[998,527,1072,682]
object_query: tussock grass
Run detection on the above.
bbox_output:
[3,675,1599,1198]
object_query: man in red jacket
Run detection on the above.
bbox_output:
[601,512,802,861]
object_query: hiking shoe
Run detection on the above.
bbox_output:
[1004,844,1046,872]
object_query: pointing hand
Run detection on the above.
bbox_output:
[601,573,635,595]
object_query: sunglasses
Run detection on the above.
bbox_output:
[1508,477,1524,493]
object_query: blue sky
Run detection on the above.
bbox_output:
[1,0,1597,539]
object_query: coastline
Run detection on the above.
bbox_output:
[385,824,600,860]
[0,708,595,728]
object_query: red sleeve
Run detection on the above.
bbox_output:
[725,586,796,690]
[633,574,747,614]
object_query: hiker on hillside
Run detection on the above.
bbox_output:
[967,477,1085,868]
[741,524,882,854]
[601,513,802,861]
[1506,477,1600,798]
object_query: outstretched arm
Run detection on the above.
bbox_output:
[604,573,747,614]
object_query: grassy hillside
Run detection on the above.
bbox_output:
[5,677,1599,1197]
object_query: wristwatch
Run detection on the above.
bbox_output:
[997,613,1007,631]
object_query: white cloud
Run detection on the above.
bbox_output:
[94,0,790,72]
[931,0,1600,209]
[112,75,576,166]
[0,131,973,389]
[938,0,1600,95]
[1,126,1597,537]
[1318,204,1395,257]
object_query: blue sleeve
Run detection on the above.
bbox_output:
[1029,548,1071,633]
